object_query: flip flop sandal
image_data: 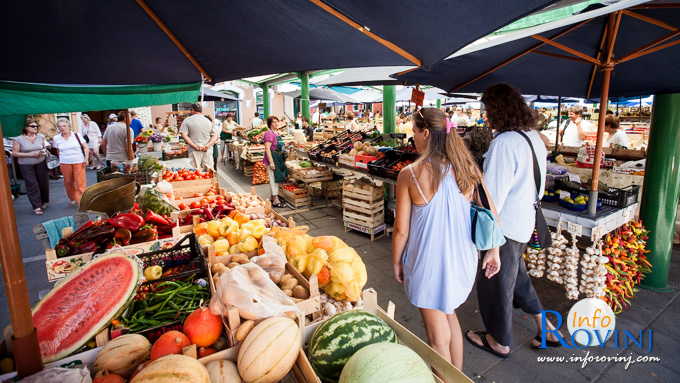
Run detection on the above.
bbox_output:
[465,330,510,358]
[34,208,43,216]
[533,334,563,348]
[272,201,287,208]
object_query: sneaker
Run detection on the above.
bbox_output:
[87,166,95,170]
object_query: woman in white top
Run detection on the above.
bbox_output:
[346,111,359,132]
[221,114,246,161]
[604,115,629,148]
[52,118,89,205]
[80,114,103,169]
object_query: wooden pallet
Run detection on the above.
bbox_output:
[343,221,386,241]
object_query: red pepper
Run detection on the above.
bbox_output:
[130,202,142,215]
[203,205,214,221]
[108,213,145,232]
[55,244,71,258]
[130,225,158,244]
[114,228,132,246]
[72,241,97,255]
[69,220,95,240]
[145,210,171,227]
[68,224,115,248]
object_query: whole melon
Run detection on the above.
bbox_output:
[308,311,398,383]
[130,354,209,383]
[237,316,300,383]
[150,331,191,361]
[339,342,434,383]
[93,334,151,379]
[205,360,240,383]
[183,307,222,347]
[32,252,139,363]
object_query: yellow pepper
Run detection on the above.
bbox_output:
[198,234,214,246]
[239,228,252,240]
[290,253,309,274]
[250,219,265,227]
[219,219,239,236]
[143,265,163,281]
[229,244,241,254]
[241,222,255,232]
[239,236,258,253]
[212,239,230,255]
[251,225,267,239]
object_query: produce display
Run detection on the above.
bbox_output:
[162,168,213,182]
[194,213,267,255]
[390,159,413,171]
[338,342,434,383]
[130,354,209,383]
[93,334,151,380]
[32,252,139,363]
[252,161,270,185]
[308,311,398,383]
[268,228,367,302]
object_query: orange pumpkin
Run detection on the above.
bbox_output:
[149,331,190,361]
[183,307,222,348]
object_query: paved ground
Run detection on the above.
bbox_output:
[2,153,679,382]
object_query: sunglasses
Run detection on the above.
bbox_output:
[27,125,38,128]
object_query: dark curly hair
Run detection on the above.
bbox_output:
[480,83,536,133]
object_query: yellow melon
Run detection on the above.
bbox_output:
[130,354,209,383]
[93,334,151,379]
[237,317,301,383]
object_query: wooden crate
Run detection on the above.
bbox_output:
[342,180,384,204]
[343,210,384,228]
[308,182,323,197]
[337,153,355,168]
[293,166,333,183]
[303,289,473,383]
[170,185,226,207]
[322,180,343,198]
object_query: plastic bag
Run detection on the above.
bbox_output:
[136,185,178,216]
[250,236,287,284]
[209,263,300,321]
[17,367,92,383]
[155,180,174,195]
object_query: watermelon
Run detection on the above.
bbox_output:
[308,310,398,383]
[339,342,434,383]
[33,252,139,363]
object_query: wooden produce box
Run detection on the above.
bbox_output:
[337,153,355,168]
[246,144,266,162]
[308,182,324,197]
[293,166,333,183]
[170,185,226,207]
[241,159,255,177]
[321,180,343,198]
[342,178,385,206]
[279,184,311,209]
[165,166,217,189]
[303,289,472,383]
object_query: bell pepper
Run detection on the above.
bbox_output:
[130,202,142,216]
[251,225,267,239]
[114,228,132,246]
[229,244,240,254]
[219,218,239,236]
[55,244,71,258]
[143,265,163,281]
[68,224,115,248]
[290,253,308,274]
[144,210,171,227]
[131,225,158,244]
[108,213,145,232]
[212,239,230,255]
[68,220,95,240]
[226,231,240,246]
[72,241,97,255]
[238,236,258,253]
[204,205,214,221]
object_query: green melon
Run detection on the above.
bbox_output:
[308,310,398,383]
[32,252,139,363]
[339,342,434,383]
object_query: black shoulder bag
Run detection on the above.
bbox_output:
[517,131,552,250]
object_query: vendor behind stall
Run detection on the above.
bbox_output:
[559,105,592,147]
[301,117,313,142]
[604,115,629,149]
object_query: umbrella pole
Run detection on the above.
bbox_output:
[588,65,613,216]
[0,122,43,378]
[556,96,562,148]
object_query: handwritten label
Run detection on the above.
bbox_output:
[591,225,604,242]
[567,222,583,237]
[567,172,581,183]
[411,88,425,106]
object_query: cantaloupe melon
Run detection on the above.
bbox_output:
[237,316,300,383]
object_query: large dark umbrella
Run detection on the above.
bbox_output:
[394,0,680,215]
[200,87,239,102]
[284,88,357,103]
[0,0,558,85]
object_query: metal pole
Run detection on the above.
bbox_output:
[587,67,612,216]
[0,122,43,378]
[436,98,441,110]
[383,85,397,134]
[638,93,680,292]
[262,85,270,119]
[300,72,310,121]
[556,96,562,148]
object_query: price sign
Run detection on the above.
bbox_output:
[567,172,581,183]
[567,222,583,237]
[411,88,425,106]
[559,190,571,200]
[318,102,327,109]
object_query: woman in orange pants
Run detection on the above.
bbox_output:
[52,118,89,205]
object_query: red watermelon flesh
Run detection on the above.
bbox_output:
[33,253,139,363]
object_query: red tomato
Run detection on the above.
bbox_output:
[194,192,203,198]
[175,176,184,181]
[178,203,188,210]
[200,198,210,205]
[189,201,201,209]
[203,175,211,179]
[196,170,204,176]
[206,191,215,196]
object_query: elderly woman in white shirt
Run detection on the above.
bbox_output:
[53,118,89,205]
[465,84,562,358]
[80,114,103,169]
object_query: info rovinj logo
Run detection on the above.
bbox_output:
[539,298,652,353]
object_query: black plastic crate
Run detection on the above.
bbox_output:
[319,145,338,164]
[599,185,640,208]
[134,233,207,300]
[367,157,388,178]
[97,167,154,184]
[382,151,419,180]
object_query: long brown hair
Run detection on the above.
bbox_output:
[413,108,481,195]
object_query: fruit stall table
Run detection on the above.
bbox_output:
[541,201,639,242]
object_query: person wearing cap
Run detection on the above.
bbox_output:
[179,103,219,170]
[107,113,118,126]
[80,114,103,170]
[101,110,134,168]
[129,110,144,138]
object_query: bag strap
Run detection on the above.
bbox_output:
[517,131,541,202]
[471,210,479,243]
[474,182,491,209]
[559,119,569,140]
[74,133,86,156]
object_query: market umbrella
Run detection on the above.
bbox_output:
[347,89,383,103]
[0,0,559,85]
[284,88,358,104]
[315,66,416,87]
[199,87,239,102]
[394,0,680,214]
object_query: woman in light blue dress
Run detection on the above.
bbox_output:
[392,108,501,374]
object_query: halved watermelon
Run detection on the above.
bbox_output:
[32,252,139,363]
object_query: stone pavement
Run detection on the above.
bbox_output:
[3,155,679,383]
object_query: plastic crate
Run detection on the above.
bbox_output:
[162,150,189,161]
[383,151,418,180]
[367,157,387,178]
[134,233,207,300]
[599,185,640,208]
[318,145,338,164]
[97,167,153,184]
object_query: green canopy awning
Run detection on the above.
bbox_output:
[0,81,201,137]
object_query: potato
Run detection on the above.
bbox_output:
[256,257,272,267]
[235,320,255,342]
[239,257,250,265]
[269,273,281,285]
[219,267,230,276]
[283,289,293,297]
[211,263,226,275]
[285,311,297,320]
[227,262,239,269]
[231,254,249,264]
[293,285,310,299]
[280,273,294,285]
[280,278,299,291]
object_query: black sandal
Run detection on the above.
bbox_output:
[532,334,563,348]
[272,201,287,208]
[465,330,510,358]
